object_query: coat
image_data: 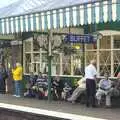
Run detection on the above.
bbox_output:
[12,66,22,81]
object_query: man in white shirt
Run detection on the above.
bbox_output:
[96,72,112,107]
[67,77,86,103]
[85,60,97,107]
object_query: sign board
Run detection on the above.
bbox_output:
[64,34,97,44]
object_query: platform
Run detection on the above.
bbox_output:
[0,94,119,120]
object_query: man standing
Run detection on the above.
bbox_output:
[85,60,97,107]
[12,62,22,97]
[0,63,7,93]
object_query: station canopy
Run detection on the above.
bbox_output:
[0,0,119,34]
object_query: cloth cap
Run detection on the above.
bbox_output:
[16,62,21,67]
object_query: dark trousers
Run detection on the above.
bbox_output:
[0,79,6,93]
[86,79,96,106]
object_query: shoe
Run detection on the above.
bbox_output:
[16,95,21,98]
[67,98,72,102]
[12,95,16,97]
[72,101,75,104]
[105,105,111,109]
[92,105,97,108]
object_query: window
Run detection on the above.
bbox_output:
[114,40,120,49]
[100,36,111,49]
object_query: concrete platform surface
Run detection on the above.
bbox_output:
[0,94,120,120]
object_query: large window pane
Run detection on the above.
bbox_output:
[32,63,40,73]
[33,53,40,62]
[73,55,82,75]
[99,51,111,76]
[86,44,96,50]
[25,54,31,73]
[114,36,120,49]
[62,55,71,75]
[114,50,120,76]
[52,53,60,75]
[100,36,111,49]
[85,51,97,65]
[41,53,48,74]
[24,41,31,52]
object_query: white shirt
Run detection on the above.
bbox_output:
[85,64,97,79]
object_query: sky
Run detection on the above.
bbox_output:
[0,0,19,8]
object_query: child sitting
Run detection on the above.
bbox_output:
[52,76,63,100]
[62,82,72,100]
[32,73,48,99]
[24,72,35,97]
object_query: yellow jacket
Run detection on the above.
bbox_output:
[12,66,23,81]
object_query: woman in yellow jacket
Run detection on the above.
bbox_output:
[12,62,22,97]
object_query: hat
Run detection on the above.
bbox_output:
[16,62,21,67]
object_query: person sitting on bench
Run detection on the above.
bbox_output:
[67,77,86,103]
[96,72,112,107]
[111,76,120,97]
[62,82,72,100]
